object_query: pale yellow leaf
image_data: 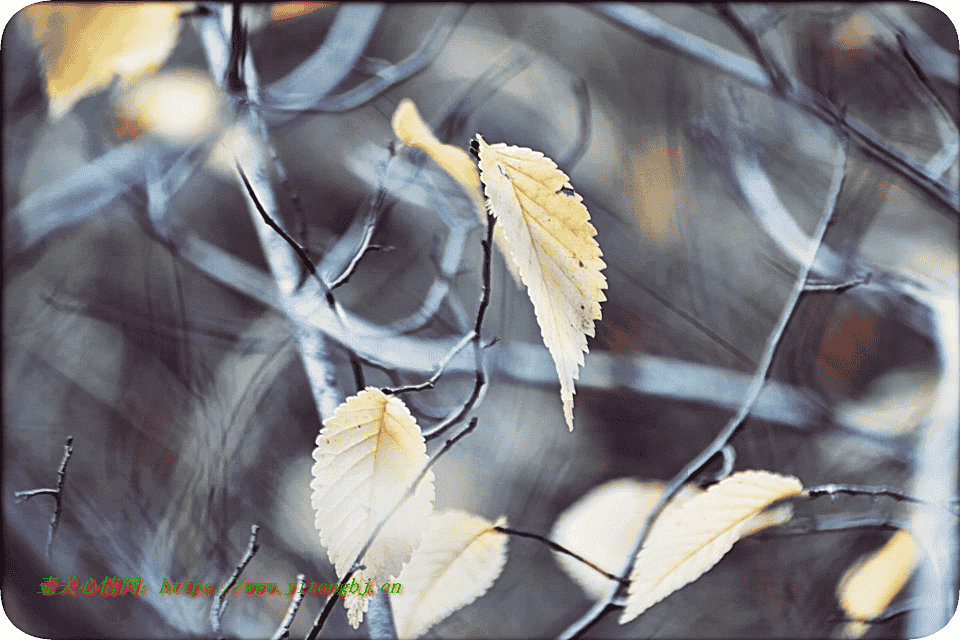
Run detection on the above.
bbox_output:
[475,134,607,431]
[389,100,524,288]
[270,2,334,21]
[837,529,918,637]
[310,386,435,623]
[551,479,702,600]
[391,510,508,639]
[620,470,802,624]
[391,99,481,196]
[21,3,190,120]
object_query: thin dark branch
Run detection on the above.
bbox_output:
[803,484,960,516]
[235,162,336,308]
[713,4,790,95]
[227,2,248,94]
[272,574,306,640]
[756,513,908,537]
[211,524,261,639]
[350,353,366,393]
[589,3,959,213]
[422,211,496,441]
[382,330,475,395]
[897,33,955,122]
[559,138,849,640]
[494,526,628,586]
[306,417,480,640]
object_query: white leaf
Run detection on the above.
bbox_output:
[551,479,702,600]
[620,470,802,624]
[475,134,607,430]
[310,387,434,628]
[391,510,508,639]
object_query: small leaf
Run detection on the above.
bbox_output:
[620,470,802,624]
[392,99,481,195]
[837,529,918,638]
[21,3,189,120]
[310,386,435,626]
[551,479,702,600]
[390,99,523,287]
[391,510,508,638]
[475,134,607,431]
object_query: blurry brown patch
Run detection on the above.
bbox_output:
[630,133,685,246]
[270,2,335,22]
[815,307,880,395]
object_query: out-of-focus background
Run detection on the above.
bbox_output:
[3,3,958,639]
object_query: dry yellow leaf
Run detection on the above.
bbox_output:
[620,470,802,624]
[391,510,508,638]
[310,387,435,628]
[837,529,918,637]
[21,3,189,120]
[390,99,524,287]
[392,99,481,195]
[551,479,702,600]
[475,134,607,431]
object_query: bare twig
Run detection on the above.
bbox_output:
[802,484,959,516]
[272,574,306,640]
[382,330,475,395]
[15,436,73,558]
[559,136,849,640]
[494,526,629,586]
[265,5,468,114]
[422,210,496,441]
[305,417,480,640]
[211,523,261,639]
[803,274,872,294]
[589,3,959,212]
[713,4,790,95]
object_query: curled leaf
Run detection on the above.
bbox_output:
[620,470,802,624]
[310,387,434,627]
[475,134,607,430]
[391,510,508,638]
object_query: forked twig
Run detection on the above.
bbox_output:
[211,523,261,639]
[15,435,73,558]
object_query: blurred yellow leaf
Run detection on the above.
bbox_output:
[117,70,222,145]
[837,530,918,638]
[551,479,702,600]
[475,134,607,431]
[630,133,684,245]
[21,2,190,120]
[270,2,334,21]
[620,470,802,624]
[392,510,508,638]
[310,387,435,629]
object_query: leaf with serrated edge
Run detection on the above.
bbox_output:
[620,470,802,624]
[475,134,607,431]
[551,479,702,600]
[310,387,434,628]
[391,510,508,639]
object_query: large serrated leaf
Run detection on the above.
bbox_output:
[475,134,607,431]
[391,510,508,638]
[620,470,802,624]
[310,387,434,627]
